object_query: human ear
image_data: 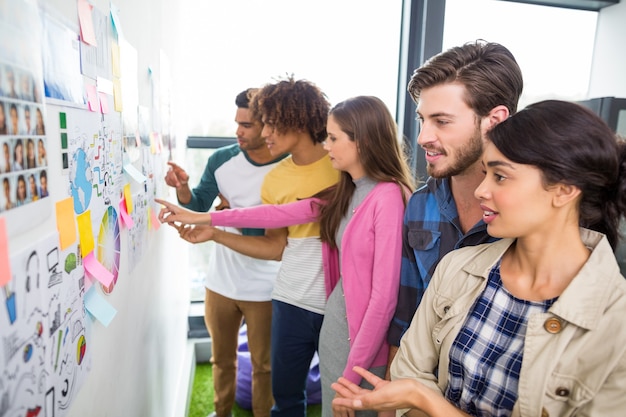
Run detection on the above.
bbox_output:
[552,183,582,208]
[481,105,510,134]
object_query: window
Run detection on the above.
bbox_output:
[443,0,598,108]
[176,0,404,301]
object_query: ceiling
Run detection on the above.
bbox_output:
[499,0,620,11]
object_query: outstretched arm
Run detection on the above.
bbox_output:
[156,198,213,225]
[171,221,287,261]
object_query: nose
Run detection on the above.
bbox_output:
[236,125,244,138]
[474,175,489,201]
[322,140,330,151]
[416,122,435,147]
[261,124,272,138]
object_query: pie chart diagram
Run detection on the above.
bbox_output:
[98,205,121,294]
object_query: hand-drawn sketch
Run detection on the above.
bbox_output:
[0,231,90,417]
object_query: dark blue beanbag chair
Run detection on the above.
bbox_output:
[235,324,322,410]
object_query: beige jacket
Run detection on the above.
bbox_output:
[392,228,626,417]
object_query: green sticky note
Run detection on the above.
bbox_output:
[59,112,67,129]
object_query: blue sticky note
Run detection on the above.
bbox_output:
[84,286,117,327]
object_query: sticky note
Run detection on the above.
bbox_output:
[78,0,97,46]
[113,79,123,112]
[118,197,134,228]
[86,84,99,112]
[84,286,117,327]
[76,210,94,256]
[123,184,133,214]
[150,206,160,231]
[123,162,146,183]
[0,217,12,287]
[83,252,114,287]
[99,92,109,114]
[55,198,77,250]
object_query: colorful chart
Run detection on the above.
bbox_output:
[97,205,121,294]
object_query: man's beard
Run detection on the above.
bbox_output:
[426,126,483,178]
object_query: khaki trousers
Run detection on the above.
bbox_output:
[204,289,273,417]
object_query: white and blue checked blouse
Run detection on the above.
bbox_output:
[445,260,557,416]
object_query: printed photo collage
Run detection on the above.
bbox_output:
[0,61,48,212]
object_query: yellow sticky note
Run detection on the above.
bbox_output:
[76,210,95,257]
[124,184,133,214]
[113,78,123,112]
[55,197,77,250]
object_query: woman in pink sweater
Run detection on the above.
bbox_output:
[158,96,414,417]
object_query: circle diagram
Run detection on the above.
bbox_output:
[97,205,121,294]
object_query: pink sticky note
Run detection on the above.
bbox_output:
[118,198,134,228]
[77,0,97,46]
[83,252,114,287]
[84,273,93,291]
[0,217,12,286]
[99,92,109,114]
[86,84,99,112]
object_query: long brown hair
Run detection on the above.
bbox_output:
[317,96,415,248]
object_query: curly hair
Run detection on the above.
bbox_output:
[250,76,330,144]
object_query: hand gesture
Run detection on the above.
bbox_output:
[164,161,190,188]
[155,198,212,226]
[175,224,219,244]
[331,367,419,412]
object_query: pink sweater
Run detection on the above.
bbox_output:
[211,182,406,384]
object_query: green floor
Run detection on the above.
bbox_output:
[188,363,322,417]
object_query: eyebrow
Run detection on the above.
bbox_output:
[416,111,456,119]
[486,160,515,169]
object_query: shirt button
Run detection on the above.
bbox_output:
[555,387,570,397]
[541,407,549,417]
[544,318,562,333]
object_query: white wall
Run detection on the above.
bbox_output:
[588,1,626,97]
[34,1,192,416]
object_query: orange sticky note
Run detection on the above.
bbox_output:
[76,210,95,257]
[149,206,160,231]
[0,217,12,287]
[55,198,77,250]
[123,184,133,214]
[77,0,97,46]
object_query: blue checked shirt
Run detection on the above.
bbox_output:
[446,261,556,416]
[387,177,497,347]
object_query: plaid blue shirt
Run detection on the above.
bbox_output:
[387,177,496,346]
[445,261,556,416]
